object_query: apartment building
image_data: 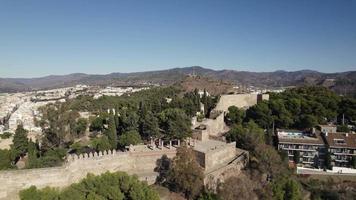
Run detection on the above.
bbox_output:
[277,129,326,168]
[322,132,356,167]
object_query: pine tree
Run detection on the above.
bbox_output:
[168,145,204,199]
[27,140,38,168]
[284,179,302,200]
[105,115,117,149]
[12,124,29,159]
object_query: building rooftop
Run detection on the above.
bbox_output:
[193,139,229,153]
[319,124,337,128]
[323,132,356,149]
[277,129,324,145]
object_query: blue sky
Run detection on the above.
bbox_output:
[0,0,355,78]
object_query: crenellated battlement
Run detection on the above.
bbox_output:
[0,137,247,199]
[0,141,184,200]
[66,149,117,162]
[66,139,183,163]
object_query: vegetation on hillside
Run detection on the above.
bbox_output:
[19,171,159,200]
[245,86,355,130]
[222,86,356,199]
[0,86,217,170]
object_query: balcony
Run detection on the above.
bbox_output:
[334,159,349,163]
[281,147,316,152]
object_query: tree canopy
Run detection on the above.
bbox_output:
[19,171,160,200]
[164,146,204,200]
[245,86,355,130]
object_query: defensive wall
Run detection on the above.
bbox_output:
[192,93,269,138]
[214,93,269,112]
[0,147,177,200]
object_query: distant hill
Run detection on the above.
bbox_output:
[176,75,235,95]
[0,66,355,96]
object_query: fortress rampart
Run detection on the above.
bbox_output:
[0,147,177,200]
[214,93,269,111]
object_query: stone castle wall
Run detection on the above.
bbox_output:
[193,112,229,138]
[204,142,237,173]
[214,93,269,111]
[0,148,177,200]
[204,151,248,191]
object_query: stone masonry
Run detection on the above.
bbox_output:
[0,147,177,200]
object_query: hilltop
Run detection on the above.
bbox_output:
[0,66,355,96]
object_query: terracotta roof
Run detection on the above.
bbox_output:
[323,132,356,149]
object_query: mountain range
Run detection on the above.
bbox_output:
[0,66,355,96]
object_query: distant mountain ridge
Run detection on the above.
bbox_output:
[0,66,355,96]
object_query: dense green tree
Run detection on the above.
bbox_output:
[118,130,142,148]
[338,97,356,124]
[89,116,105,132]
[35,148,66,168]
[105,115,118,149]
[298,114,318,129]
[20,172,159,200]
[12,124,29,159]
[269,99,293,128]
[39,103,80,148]
[91,136,112,151]
[284,179,302,200]
[167,146,204,199]
[226,121,264,152]
[119,110,139,132]
[155,155,172,186]
[0,132,12,139]
[139,110,160,140]
[245,86,353,130]
[26,141,39,168]
[198,192,219,200]
[74,118,88,137]
[159,108,192,140]
[272,180,285,200]
[20,186,59,200]
[246,101,273,129]
[225,106,245,125]
[271,177,302,200]
[0,149,12,170]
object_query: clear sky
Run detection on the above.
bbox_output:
[0,0,355,78]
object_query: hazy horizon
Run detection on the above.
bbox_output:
[1,66,355,79]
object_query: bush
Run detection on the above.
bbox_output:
[0,132,12,139]
[91,136,112,151]
[118,130,142,148]
[0,149,12,170]
[20,171,160,200]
